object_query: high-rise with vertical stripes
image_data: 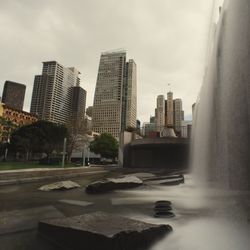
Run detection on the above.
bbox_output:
[30,61,86,124]
[92,50,137,139]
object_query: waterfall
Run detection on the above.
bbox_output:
[192,0,250,190]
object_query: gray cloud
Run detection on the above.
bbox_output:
[0,0,215,123]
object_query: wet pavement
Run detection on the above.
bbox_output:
[1,170,250,250]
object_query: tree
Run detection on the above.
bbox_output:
[66,118,88,163]
[125,126,142,137]
[89,133,118,160]
[35,121,67,159]
[10,124,42,160]
[0,117,17,142]
[125,126,137,132]
[10,121,67,160]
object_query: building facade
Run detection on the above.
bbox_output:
[173,98,183,133]
[165,91,174,127]
[30,61,83,124]
[122,59,137,129]
[2,81,26,110]
[181,120,192,138]
[70,85,87,125]
[0,103,37,142]
[155,91,184,136]
[92,50,137,139]
[142,122,156,137]
[155,95,165,132]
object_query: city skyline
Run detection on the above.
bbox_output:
[0,0,217,123]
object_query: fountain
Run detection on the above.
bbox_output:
[192,0,250,190]
[148,1,250,248]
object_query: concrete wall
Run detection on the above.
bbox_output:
[123,137,190,169]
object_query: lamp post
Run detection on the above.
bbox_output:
[82,146,86,167]
[62,137,67,168]
[4,137,10,161]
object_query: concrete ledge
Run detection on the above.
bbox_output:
[0,167,108,186]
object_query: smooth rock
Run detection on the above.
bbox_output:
[154,211,175,218]
[39,180,80,191]
[146,174,184,186]
[128,173,156,180]
[160,178,184,186]
[154,205,172,212]
[59,200,93,207]
[155,200,172,206]
[86,176,143,194]
[39,212,172,250]
[147,174,184,181]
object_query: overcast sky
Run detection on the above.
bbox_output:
[0,0,217,123]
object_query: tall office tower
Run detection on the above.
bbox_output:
[165,91,174,127]
[173,98,184,132]
[122,59,137,129]
[155,95,165,132]
[30,61,81,124]
[2,81,26,110]
[70,84,87,125]
[92,50,137,139]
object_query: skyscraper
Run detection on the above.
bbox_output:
[165,91,174,127]
[30,61,82,124]
[173,98,183,132]
[70,84,87,125]
[2,81,26,110]
[92,50,137,139]
[122,59,137,130]
[155,91,184,136]
[156,95,165,132]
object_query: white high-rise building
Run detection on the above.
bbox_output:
[173,98,183,132]
[124,59,137,129]
[165,91,174,127]
[30,61,83,124]
[156,95,165,132]
[155,91,184,136]
[92,50,137,139]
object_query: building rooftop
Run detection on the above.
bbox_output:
[101,48,126,55]
[0,103,37,117]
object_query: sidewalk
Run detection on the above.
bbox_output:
[0,166,108,186]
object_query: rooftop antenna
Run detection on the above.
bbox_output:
[168,83,172,93]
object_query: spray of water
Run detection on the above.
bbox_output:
[192,0,250,190]
[151,1,250,249]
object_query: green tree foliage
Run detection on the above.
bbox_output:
[0,142,7,158]
[66,118,87,163]
[0,117,17,141]
[89,133,118,159]
[10,121,67,160]
[125,126,137,132]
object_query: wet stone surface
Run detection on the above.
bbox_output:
[39,180,80,191]
[154,200,175,218]
[86,175,143,194]
[39,212,172,250]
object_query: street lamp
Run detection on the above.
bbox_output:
[62,137,67,168]
[4,137,10,161]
